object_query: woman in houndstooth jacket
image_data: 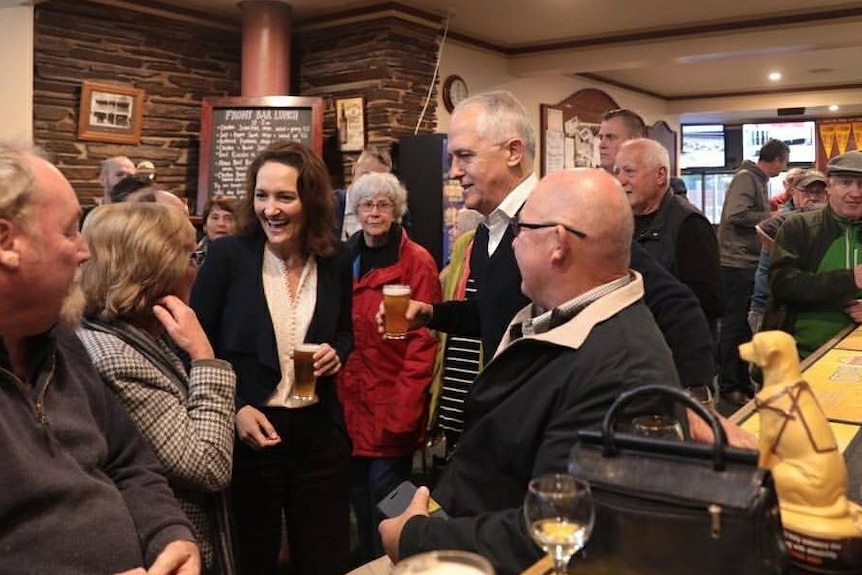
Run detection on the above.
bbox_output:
[77,203,237,575]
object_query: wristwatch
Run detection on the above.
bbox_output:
[685,384,714,408]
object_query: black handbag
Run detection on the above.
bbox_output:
[568,384,787,575]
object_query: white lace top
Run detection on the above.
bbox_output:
[261,245,318,408]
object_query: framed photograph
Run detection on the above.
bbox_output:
[336,97,365,152]
[77,81,145,144]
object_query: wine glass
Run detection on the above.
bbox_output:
[524,474,594,575]
[631,414,684,441]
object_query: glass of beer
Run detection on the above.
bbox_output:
[383,284,412,340]
[292,343,321,401]
[392,550,495,574]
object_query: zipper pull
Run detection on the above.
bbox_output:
[708,504,722,539]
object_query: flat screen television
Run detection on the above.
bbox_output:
[742,121,816,164]
[680,124,726,169]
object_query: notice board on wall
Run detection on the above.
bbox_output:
[197,95,323,214]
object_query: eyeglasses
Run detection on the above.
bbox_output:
[189,248,206,267]
[793,186,826,197]
[357,200,394,212]
[510,215,587,239]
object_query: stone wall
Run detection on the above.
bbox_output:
[33,1,441,204]
[34,0,241,207]
[297,16,441,188]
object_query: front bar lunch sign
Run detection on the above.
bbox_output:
[197,96,323,214]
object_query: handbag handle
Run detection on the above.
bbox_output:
[600,384,729,471]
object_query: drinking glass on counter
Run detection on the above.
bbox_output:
[392,550,495,574]
[632,414,684,441]
[524,474,594,575]
[383,283,411,339]
[292,343,321,401]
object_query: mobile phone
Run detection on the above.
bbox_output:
[377,480,448,519]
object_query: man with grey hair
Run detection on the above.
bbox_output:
[99,155,137,204]
[393,91,715,400]
[403,90,537,364]
[379,169,680,575]
[615,138,723,335]
[766,150,862,358]
[0,143,200,575]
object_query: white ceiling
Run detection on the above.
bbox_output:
[148,0,862,122]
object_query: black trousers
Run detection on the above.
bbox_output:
[231,403,351,575]
[718,266,756,394]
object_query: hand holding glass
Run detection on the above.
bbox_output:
[292,344,320,401]
[524,474,594,575]
[383,284,411,339]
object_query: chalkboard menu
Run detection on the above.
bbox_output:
[197,96,324,214]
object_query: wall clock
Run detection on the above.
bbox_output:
[442,75,468,113]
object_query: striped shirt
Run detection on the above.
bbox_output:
[437,276,482,446]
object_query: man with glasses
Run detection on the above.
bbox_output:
[748,170,827,335]
[380,168,680,575]
[395,91,714,399]
[766,150,862,358]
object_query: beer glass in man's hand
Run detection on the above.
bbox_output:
[292,344,321,401]
[383,284,412,339]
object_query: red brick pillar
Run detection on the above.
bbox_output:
[239,1,292,96]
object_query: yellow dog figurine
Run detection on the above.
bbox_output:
[740,330,862,541]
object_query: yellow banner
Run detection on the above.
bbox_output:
[835,123,852,155]
[820,124,836,158]
[853,122,862,151]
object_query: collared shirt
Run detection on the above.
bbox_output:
[484,173,538,256]
[517,273,633,339]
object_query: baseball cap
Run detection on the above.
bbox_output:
[793,170,827,190]
[826,150,862,176]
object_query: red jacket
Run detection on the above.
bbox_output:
[337,232,441,458]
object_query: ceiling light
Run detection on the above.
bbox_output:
[829,104,840,112]
[768,71,782,82]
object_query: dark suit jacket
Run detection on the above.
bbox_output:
[190,233,353,426]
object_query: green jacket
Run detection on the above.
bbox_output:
[764,204,859,336]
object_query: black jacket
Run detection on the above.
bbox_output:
[399,275,680,575]
[190,233,353,426]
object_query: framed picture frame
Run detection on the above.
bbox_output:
[77,80,145,145]
[335,97,366,152]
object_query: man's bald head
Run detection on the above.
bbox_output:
[99,156,136,202]
[514,169,632,308]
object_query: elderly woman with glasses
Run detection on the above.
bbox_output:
[76,202,237,575]
[336,171,441,562]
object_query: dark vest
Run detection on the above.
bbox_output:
[470,224,530,364]
[635,191,706,277]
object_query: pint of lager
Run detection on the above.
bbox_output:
[383,284,412,340]
[292,343,321,401]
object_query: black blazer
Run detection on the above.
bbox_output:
[190,233,353,420]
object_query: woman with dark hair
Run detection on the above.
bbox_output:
[191,141,353,575]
